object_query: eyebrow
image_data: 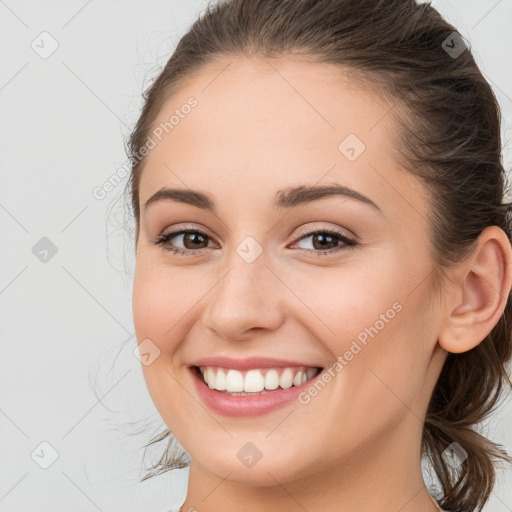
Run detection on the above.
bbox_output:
[143,184,382,214]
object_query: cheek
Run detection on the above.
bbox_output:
[132,260,195,348]
[339,290,436,425]
[282,264,403,353]
[132,261,193,423]
[292,263,433,401]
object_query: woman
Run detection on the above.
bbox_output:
[126,0,512,510]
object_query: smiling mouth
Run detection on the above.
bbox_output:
[193,365,322,395]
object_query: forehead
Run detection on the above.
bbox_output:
[147,56,394,157]
[138,56,427,222]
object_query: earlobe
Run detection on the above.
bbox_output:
[438,226,512,354]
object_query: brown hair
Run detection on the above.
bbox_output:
[126,1,512,510]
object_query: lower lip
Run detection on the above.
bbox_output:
[189,367,321,417]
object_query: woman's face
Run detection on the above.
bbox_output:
[132,57,447,485]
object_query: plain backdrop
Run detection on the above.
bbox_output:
[0,1,511,511]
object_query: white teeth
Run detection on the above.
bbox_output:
[244,370,265,392]
[201,366,319,393]
[293,371,303,387]
[206,368,216,389]
[226,369,244,392]
[279,368,294,389]
[215,369,226,391]
[264,369,279,390]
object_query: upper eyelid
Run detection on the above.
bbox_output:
[293,224,356,241]
[160,220,354,238]
[161,226,349,238]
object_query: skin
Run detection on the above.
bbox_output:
[132,56,512,512]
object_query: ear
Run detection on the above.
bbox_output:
[438,226,512,354]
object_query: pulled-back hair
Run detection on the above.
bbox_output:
[126,1,512,510]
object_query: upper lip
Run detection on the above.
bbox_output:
[190,356,323,371]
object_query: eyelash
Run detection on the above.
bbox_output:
[152,227,357,257]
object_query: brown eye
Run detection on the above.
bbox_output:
[310,233,341,251]
[153,229,217,255]
[292,229,357,255]
[179,232,210,249]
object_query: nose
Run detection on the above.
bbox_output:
[202,253,286,342]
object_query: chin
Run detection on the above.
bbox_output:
[193,449,317,487]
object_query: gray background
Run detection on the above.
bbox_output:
[0,1,510,511]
